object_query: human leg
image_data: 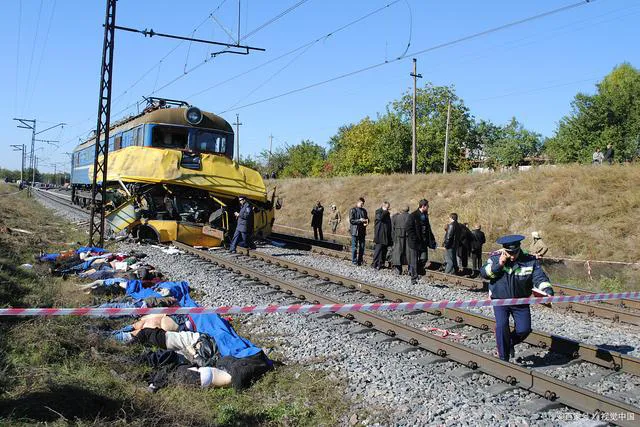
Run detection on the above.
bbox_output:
[356,237,365,265]
[351,236,357,264]
[229,229,241,252]
[372,244,383,268]
[493,305,512,361]
[509,304,532,348]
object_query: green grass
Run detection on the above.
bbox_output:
[0,184,350,426]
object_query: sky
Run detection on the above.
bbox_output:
[1,0,639,174]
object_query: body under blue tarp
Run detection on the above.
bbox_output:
[124,280,197,307]
[189,313,262,359]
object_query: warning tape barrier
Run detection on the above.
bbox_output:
[1,291,638,317]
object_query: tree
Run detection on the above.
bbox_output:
[545,63,640,163]
[281,140,326,178]
[390,83,475,173]
[239,155,263,172]
[484,118,542,168]
[327,117,379,175]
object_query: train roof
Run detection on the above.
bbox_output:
[74,107,232,152]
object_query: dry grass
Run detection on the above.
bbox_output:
[269,164,640,289]
[270,164,640,262]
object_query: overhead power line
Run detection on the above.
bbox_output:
[22,0,44,114]
[219,0,595,113]
[241,0,311,41]
[188,0,402,100]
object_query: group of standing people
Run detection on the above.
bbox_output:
[592,144,614,165]
[311,198,550,286]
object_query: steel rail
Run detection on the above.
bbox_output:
[237,247,640,376]
[274,235,640,326]
[34,188,90,216]
[172,241,640,426]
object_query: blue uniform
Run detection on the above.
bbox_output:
[480,247,552,362]
[230,201,254,251]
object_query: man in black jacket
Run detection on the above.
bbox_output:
[456,222,473,269]
[349,197,369,265]
[406,199,436,284]
[470,224,486,270]
[310,201,324,240]
[372,201,392,270]
[443,213,460,274]
[391,207,411,274]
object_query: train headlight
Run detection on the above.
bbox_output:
[185,107,203,125]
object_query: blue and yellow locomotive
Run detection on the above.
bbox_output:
[71,99,277,247]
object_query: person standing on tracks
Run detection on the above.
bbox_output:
[229,195,254,253]
[442,213,461,274]
[329,204,341,234]
[311,201,325,240]
[480,235,554,362]
[372,201,393,270]
[406,199,436,284]
[529,231,548,259]
[470,224,486,270]
[349,197,369,266]
[456,222,473,270]
[391,206,411,274]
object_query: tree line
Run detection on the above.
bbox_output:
[241,63,640,178]
[0,167,70,185]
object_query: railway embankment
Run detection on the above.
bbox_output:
[269,163,640,291]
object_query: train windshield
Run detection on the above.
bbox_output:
[193,130,227,154]
[151,126,188,149]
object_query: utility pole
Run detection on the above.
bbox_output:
[87,0,264,247]
[443,98,452,174]
[233,114,242,163]
[410,58,422,175]
[268,134,273,172]
[14,119,65,194]
[10,144,25,182]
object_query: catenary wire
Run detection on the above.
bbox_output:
[22,0,44,114]
[240,0,311,41]
[218,0,595,113]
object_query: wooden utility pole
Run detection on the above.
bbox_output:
[268,134,274,171]
[233,114,242,163]
[443,98,452,174]
[410,58,422,175]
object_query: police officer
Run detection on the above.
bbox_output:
[229,195,254,252]
[480,235,554,362]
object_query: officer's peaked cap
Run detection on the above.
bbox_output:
[496,234,525,251]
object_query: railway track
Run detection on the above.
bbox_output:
[172,241,640,426]
[33,188,90,217]
[270,232,640,326]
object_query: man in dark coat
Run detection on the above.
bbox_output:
[603,144,614,164]
[406,199,436,284]
[229,196,254,252]
[310,201,324,240]
[349,197,369,265]
[372,201,393,270]
[391,207,411,274]
[443,213,460,274]
[456,223,473,269]
[470,224,486,270]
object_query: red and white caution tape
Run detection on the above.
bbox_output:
[0,291,638,317]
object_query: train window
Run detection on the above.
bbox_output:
[137,127,144,146]
[194,130,226,154]
[152,126,188,149]
[114,135,122,150]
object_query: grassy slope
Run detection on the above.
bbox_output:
[269,164,640,289]
[0,184,348,426]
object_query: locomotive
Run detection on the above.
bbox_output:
[70,98,277,246]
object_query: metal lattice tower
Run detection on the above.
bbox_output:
[89,0,117,248]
